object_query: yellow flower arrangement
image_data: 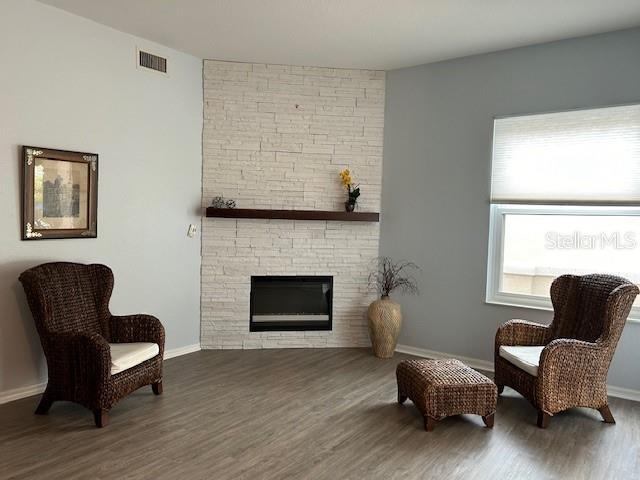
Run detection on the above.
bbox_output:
[340,168,353,188]
[339,168,361,211]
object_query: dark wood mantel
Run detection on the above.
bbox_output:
[206,208,379,222]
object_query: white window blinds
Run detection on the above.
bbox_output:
[490,104,640,205]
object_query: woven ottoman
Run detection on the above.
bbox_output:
[396,358,497,431]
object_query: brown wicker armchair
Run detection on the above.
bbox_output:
[19,262,165,427]
[495,274,638,428]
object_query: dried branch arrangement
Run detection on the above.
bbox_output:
[368,257,420,298]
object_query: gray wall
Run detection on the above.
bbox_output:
[0,0,203,398]
[382,27,640,390]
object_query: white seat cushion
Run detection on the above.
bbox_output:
[499,345,545,377]
[109,342,160,375]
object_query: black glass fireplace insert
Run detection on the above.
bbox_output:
[250,276,333,331]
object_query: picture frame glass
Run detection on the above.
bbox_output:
[33,158,89,230]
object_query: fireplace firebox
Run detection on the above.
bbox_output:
[250,276,333,331]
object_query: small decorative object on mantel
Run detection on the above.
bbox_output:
[211,196,236,209]
[367,257,420,358]
[22,146,98,240]
[339,168,360,212]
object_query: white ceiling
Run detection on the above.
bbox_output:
[38,0,640,70]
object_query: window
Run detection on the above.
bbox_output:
[486,104,640,319]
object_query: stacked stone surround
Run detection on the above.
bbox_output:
[201,60,385,349]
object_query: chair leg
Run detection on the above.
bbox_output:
[598,405,616,424]
[424,416,437,432]
[496,384,504,395]
[35,391,53,415]
[537,410,550,429]
[397,391,407,404]
[94,409,109,428]
[152,380,163,395]
[482,413,495,428]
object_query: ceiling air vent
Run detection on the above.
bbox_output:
[138,49,167,74]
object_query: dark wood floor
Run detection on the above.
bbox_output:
[1,349,638,479]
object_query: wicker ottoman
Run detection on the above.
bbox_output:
[396,358,497,431]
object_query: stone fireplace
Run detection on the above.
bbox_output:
[201,60,385,349]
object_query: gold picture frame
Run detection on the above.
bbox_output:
[22,146,98,240]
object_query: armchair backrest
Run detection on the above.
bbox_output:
[549,274,638,345]
[19,262,114,340]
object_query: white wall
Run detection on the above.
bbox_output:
[0,0,203,399]
[201,61,384,348]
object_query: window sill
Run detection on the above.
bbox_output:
[485,296,640,324]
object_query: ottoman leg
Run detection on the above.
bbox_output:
[424,416,437,432]
[482,413,495,428]
[598,405,615,424]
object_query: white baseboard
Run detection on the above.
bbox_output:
[606,385,640,402]
[395,344,495,372]
[0,382,48,405]
[0,343,202,405]
[164,343,201,360]
[395,343,640,403]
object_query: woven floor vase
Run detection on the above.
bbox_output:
[367,296,402,358]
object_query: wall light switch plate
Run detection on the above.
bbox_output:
[187,224,197,238]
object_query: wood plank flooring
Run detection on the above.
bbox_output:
[1,348,639,479]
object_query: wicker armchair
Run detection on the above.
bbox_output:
[495,274,638,428]
[19,262,165,427]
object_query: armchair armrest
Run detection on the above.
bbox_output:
[537,338,608,411]
[109,314,165,352]
[539,338,603,378]
[48,332,111,384]
[495,319,550,348]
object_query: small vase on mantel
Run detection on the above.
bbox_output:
[367,295,402,359]
[345,200,356,212]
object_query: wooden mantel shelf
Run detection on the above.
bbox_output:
[206,208,379,222]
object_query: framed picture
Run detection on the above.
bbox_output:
[22,146,98,240]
